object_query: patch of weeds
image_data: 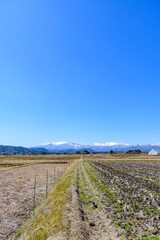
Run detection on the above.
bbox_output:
[115,223,120,228]
[123,223,132,229]
[141,238,160,240]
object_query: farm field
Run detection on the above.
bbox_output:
[1,155,160,240]
[0,159,70,240]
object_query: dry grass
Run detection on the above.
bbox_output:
[0,154,80,161]
[83,154,160,162]
[0,163,68,239]
[16,163,75,240]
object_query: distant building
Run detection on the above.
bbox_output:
[148,149,159,155]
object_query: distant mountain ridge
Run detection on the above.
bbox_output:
[37,142,160,153]
[0,142,160,155]
[0,145,50,155]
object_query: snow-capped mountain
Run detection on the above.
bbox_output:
[37,142,131,152]
[91,142,129,151]
[36,142,160,153]
[38,142,85,151]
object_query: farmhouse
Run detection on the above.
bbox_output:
[148,149,159,155]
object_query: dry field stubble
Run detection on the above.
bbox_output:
[0,162,69,239]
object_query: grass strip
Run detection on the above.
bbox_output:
[15,163,76,240]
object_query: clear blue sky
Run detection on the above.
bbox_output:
[0,0,160,147]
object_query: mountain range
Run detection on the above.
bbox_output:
[0,142,160,155]
[36,142,160,153]
[0,145,50,155]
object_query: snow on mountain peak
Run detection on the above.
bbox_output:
[37,142,84,150]
[35,141,160,153]
[93,142,129,146]
[37,141,131,151]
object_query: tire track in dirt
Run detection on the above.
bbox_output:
[66,165,90,240]
[80,162,125,240]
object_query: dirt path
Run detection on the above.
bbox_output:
[66,162,122,240]
[79,162,124,240]
[66,167,90,240]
